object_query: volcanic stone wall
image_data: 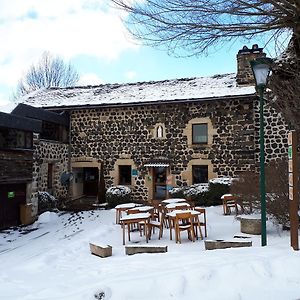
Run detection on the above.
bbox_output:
[253,99,289,163]
[31,135,69,214]
[70,98,258,201]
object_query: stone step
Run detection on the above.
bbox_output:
[125,245,168,255]
[205,239,252,250]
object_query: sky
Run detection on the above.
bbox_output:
[0,0,278,108]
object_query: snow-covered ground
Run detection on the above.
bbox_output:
[0,206,299,300]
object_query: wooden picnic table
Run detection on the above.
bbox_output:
[120,212,151,245]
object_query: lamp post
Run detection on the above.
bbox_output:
[250,57,273,247]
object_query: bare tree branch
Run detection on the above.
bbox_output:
[111,0,299,56]
[15,52,79,98]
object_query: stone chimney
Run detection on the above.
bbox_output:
[236,44,266,85]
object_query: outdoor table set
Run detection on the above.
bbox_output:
[116,199,207,245]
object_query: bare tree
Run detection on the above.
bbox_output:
[111,0,299,56]
[112,0,300,130]
[16,52,79,97]
[268,37,300,131]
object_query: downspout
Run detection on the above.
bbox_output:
[67,111,72,202]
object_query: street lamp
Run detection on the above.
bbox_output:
[250,57,273,246]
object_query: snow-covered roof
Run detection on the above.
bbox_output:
[19,73,255,109]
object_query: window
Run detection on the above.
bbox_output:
[192,124,208,144]
[119,165,132,185]
[40,122,68,143]
[156,125,163,138]
[47,163,53,189]
[0,128,32,150]
[192,165,208,184]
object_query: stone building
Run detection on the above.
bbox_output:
[14,45,289,210]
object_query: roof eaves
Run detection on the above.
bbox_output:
[0,111,42,132]
[41,93,257,111]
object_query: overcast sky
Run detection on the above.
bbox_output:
[0,0,274,107]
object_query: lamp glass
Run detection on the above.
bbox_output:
[252,64,270,86]
[250,58,273,87]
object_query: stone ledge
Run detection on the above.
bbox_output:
[125,245,168,255]
[204,239,252,250]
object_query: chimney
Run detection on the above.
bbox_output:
[236,44,266,85]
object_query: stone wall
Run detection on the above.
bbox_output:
[31,135,69,214]
[253,99,289,164]
[70,98,257,201]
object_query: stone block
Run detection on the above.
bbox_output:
[125,245,168,255]
[90,243,112,258]
[240,217,261,235]
[205,239,252,250]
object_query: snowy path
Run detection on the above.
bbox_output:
[0,207,299,300]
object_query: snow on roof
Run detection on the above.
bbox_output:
[19,73,255,109]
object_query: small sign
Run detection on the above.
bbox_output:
[289,187,294,201]
[289,173,294,187]
[288,132,293,145]
[131,169,138,177]
[288,146,293,159]
[7,191,15,199]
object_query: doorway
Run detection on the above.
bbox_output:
[83,167,99,196]
[152,167,167,200]
[0,183,26,229]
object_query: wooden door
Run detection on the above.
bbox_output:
[152,167,167,200]
[0,183,26,229]
[83,168,99,196]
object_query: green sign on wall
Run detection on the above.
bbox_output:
[288,146,293,160]
[7,191,15,199]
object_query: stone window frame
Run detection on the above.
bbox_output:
[182,159,217,186]
[192,123,208,145]
[192,165,209,184]
[118,165,132,186]
[151,123,166,139]
[47,163,54,189]
[112,159,137,187]
[184,117,216,148]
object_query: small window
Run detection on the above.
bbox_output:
[119,165,132,185]
[0,128,33,150]
[192,165,208,184]
[47,163,53,189]
[156,125,164,138]
[192,124,208,144]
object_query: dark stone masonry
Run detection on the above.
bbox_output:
[69,97,289,201]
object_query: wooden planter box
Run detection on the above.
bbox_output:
[89,243,112,258]
[20,203,34,225]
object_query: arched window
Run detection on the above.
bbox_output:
[156,125,164,138]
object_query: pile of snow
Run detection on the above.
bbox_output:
[106,185,131,196]
[209,177,233,185]
[37,211,59,223]
[184,183,209,197]
[0,206,299,300]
